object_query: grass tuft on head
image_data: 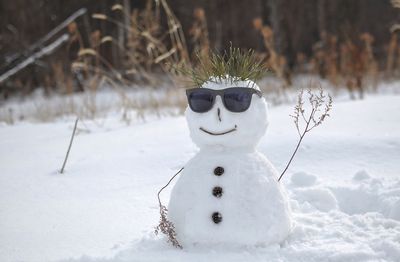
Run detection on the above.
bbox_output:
[182,47,267,87]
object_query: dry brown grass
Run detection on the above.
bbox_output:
[307,31,382,99]
[387,25,400,77]
[253,18,291,88]
[35,0,193,123]
[64,0,191,101]
[2,2,399,124]
[189,8,210,64]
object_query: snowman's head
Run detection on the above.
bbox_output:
[185,77,268,150]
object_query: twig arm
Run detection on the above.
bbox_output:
[155,167,184,249]
[157,167,184,207]
[278,86,331,182]
[278,135,304,182]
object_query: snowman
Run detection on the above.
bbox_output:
[167,75,292,247]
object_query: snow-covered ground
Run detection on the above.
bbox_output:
[1,92,400,262]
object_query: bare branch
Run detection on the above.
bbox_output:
[278,86,332,182]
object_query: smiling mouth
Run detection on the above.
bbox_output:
[199,125,237,136]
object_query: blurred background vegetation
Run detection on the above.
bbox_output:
[0,0,399,102]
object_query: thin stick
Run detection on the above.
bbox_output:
[278,87,332,182]
[155,167,184,249]
[278,109,314,182]
[157,167,184,206]
[60,117,79,174]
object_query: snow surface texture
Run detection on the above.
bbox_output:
[0,92,400,261]
[169,78,291,246]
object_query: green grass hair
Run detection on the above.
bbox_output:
[183,46,267,87]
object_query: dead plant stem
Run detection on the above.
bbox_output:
[60,117,79,174]
[278,109,314,182]
[157,167,184,210]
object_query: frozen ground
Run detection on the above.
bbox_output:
[1,92,400,261]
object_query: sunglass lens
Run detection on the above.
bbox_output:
[223,88,253,112]
[188,89,214,113]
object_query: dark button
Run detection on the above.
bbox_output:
[214,166,224,176]
[212,212,222,224]
[212,186,223,198]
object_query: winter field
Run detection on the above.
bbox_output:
[1,83,400,262]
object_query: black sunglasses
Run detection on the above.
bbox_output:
[186,87,262,113]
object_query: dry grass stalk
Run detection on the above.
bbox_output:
[155,167,184,249]
[341,34,380,99]
[253,18,291,88]
[311,32,339,85]
[278,85,332,182]
[386,25,400,77]
[295,52,307,74]
[189,8,210,63]
[60,117,79,174]
[391,0,400,8]
[326,35,339,86]
[310,31,381,98]
[79,0,190,88]
[360,33,379,90]
[340,40,363,99]
[397,45,400,76]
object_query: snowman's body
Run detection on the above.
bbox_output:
[168,78,291,246]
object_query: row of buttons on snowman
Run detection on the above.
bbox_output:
[212,166,224,224]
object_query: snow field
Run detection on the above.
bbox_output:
[0,94,400,261]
